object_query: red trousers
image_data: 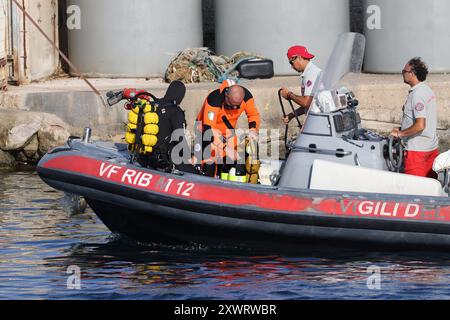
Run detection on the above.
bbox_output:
[404,149,439,179]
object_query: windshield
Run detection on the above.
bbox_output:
[309,32,366,113]
[318,32,366,92]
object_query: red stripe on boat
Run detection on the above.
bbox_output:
[43,155,450,222]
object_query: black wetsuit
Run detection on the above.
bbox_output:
[139,102,194,173]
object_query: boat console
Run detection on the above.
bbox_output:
[278,87,391,189]
[275,86,449,197]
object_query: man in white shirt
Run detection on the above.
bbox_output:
[280,45,322,124]
[390,58,439,178]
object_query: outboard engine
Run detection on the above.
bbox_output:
[278,87,389,189]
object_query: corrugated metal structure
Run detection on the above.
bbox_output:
[26,0,60,81]
[1,0,60,84]
[363,0,450,73]
[67,0,203,77]
[0,0,7,89]
[215,0,350,75]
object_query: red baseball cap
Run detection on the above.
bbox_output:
[287,45,315,60]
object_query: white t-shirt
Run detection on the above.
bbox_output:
[300,62,322,97]
[401,82,439,152]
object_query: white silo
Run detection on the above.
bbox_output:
[215,0,350,75]
[68,0,203,77]
[363,0,450,73]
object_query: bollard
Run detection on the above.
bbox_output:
[82,127,92,143]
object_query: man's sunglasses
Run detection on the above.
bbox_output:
[289,56,298,65]
[402,69,413,75]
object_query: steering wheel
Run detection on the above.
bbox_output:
[386,136,405,172]
[278,89,302,157]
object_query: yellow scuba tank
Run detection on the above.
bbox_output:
[144,124,159,135]
[144,112,159,125]
[246,173,259,184]
[143,146,153,153]
[245,139,260,184]
[127,123,137,132]
[141,134,158,147]
[128,109,138,125]
[126,102,141,144]
[125,98,160,155]
[125,131,136,144]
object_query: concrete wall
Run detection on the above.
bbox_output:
[3,75,449,152]
[349,75,450,152]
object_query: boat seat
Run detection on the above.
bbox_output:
[433,150,450,173]
[309,159,444,197]
[433,150,450,195]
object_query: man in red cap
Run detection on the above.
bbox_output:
[280,45,322,124]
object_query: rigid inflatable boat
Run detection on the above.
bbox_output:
[37,33,450,250]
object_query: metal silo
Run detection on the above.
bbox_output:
[67,0,203,77]
[215,0,350,75]
[363,0,450,73]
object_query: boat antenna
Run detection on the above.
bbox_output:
[11,0,109,108]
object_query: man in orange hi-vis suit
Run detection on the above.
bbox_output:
[195,79,261,178]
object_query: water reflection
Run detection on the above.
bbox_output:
[0,170,449,299]
[43,239,450,299]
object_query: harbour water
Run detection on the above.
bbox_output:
[1,169,449,300]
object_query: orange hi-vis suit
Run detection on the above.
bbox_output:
[195,80,261,175]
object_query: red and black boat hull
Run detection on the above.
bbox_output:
[37,141,450,251]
